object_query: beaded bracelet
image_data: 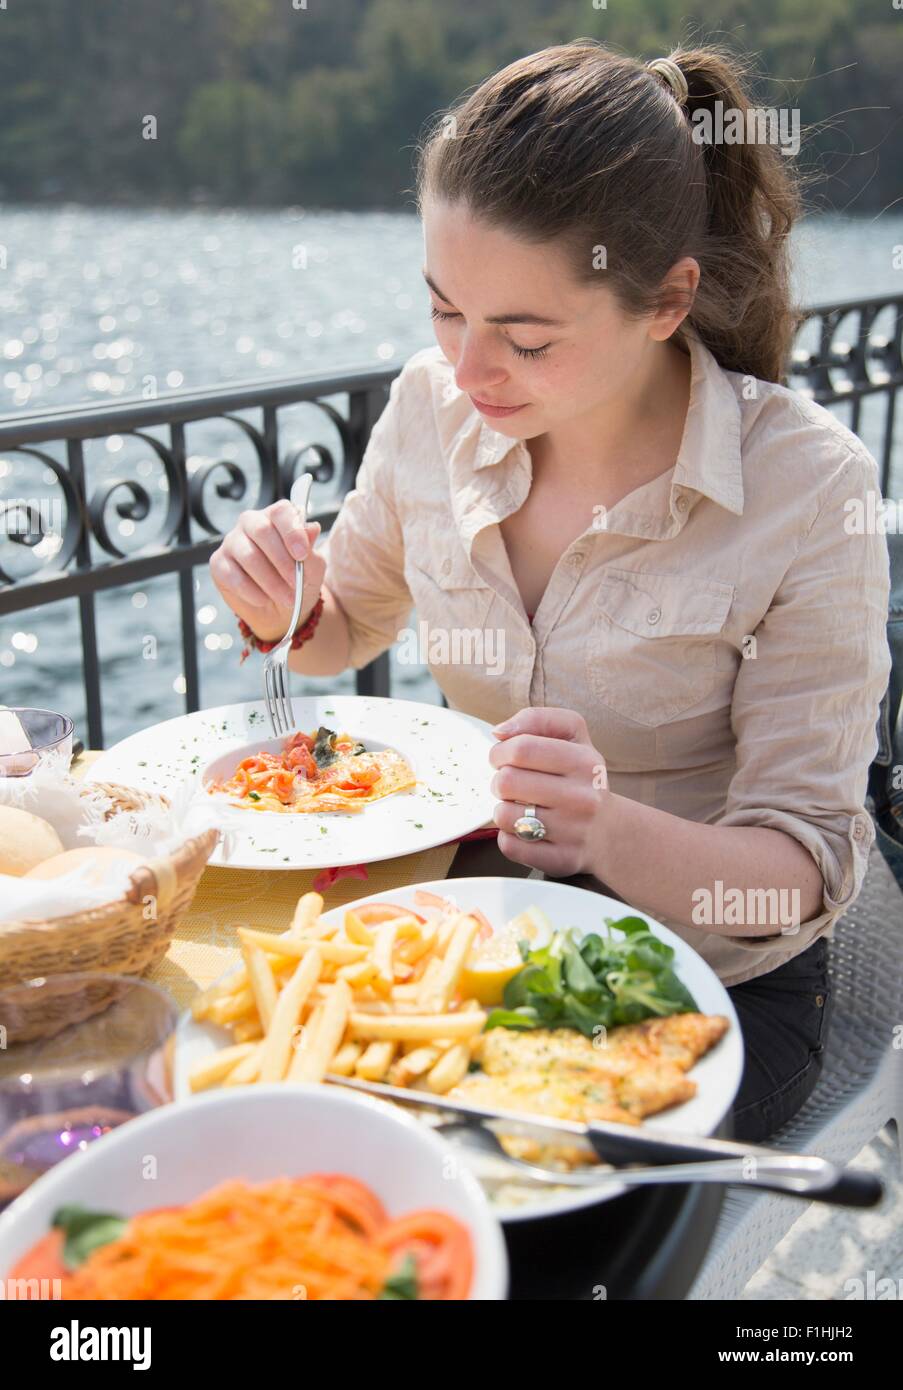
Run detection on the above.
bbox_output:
[237,591,325,665]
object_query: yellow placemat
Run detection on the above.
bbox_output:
[73,750,461,1008]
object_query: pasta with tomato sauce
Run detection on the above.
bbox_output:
[207,727,418,814]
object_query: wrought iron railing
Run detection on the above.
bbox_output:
[789,293,903,489]
[1,293,901,750]
[0,368,399,747]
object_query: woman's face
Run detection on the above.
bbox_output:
[421,195,691,438]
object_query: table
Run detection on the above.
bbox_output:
[72,749,727,1300]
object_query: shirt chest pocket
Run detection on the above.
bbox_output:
[589,568,735,726]
[403,548,496,637]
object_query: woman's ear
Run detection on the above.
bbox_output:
[649,256,701,341]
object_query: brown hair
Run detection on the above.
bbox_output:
[415,40,802,384]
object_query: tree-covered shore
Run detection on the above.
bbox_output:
[1,0,899,212]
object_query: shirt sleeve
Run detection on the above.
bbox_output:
[714,441,892,950]
[316,369,414,671]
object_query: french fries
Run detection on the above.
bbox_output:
[257,947,323,1082]
[189,891,490,1097]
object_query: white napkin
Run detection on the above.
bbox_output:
[0,754,222,924]
[0,752,95,851]
[0,858,141,924]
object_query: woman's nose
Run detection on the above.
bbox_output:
[454,342,509,396]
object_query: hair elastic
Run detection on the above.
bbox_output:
[645,57,689,108]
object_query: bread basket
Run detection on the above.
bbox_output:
[0,781,220,1044]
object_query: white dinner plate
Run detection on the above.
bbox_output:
[84,696,497,870]
[175,876,745,1223]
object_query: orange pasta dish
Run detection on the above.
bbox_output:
[10,1174,474,1300]
[209,726,417,813]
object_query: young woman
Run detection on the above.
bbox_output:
[211,42,892,1143]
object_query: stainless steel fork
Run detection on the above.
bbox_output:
[263,472,314,738]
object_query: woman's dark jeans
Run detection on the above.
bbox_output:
[728,937,834,1144]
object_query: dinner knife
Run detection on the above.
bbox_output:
[325,1073,882,1207]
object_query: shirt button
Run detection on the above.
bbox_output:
[441,558,452,575]
[647,607,662,625]
[675,493,688,512]
[851,817,867,841]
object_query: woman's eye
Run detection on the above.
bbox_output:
[429,305,550,360]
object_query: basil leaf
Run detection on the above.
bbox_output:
[52,1204,128,1271]
[311,726,340,769]
[379,1252,420,1300]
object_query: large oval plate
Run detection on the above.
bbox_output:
[84,696,497,870]
[174,876,744,1222]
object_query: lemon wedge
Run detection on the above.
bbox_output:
[461,918,536,1006]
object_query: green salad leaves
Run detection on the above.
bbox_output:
[485,916,698,1038]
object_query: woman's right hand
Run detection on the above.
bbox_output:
[210,500,326,640]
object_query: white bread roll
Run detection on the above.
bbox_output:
[0,805,65,876]
[24,845,148,883]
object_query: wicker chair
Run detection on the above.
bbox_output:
[687,840,903,1300]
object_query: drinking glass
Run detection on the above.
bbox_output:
[0,973,178,1209]
[0,708,74,777]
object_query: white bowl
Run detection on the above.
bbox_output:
[0,1085,508,1300]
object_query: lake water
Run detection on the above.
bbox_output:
[0,206,901,747]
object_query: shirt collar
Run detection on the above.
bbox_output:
[457,332,745,516]
[672,333,744,516]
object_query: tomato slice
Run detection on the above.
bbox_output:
[297,1174,388,1232]
[414,890,458,911]
[342,766,381,788]
[377,1210,473,1300]
[270,770,296,803]
[469,908,494,942]
[286,744,318,779]
[354,902,427,925]
[8,1229,67,1285]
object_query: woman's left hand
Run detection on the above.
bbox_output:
[489,706,610,877]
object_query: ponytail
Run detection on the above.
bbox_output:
[670,46,801,381]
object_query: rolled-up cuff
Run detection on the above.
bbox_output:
[710,806,874,950]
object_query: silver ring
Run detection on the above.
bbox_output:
[513,804,547,842]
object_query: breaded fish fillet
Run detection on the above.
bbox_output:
[450,1013,729,1126]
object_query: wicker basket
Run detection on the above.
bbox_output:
[0,780,220,1044]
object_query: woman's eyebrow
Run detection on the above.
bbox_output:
[421,269,567,327]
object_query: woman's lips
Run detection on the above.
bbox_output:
[469,396,527,418]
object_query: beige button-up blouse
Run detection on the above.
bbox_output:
[319,335,892,986]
